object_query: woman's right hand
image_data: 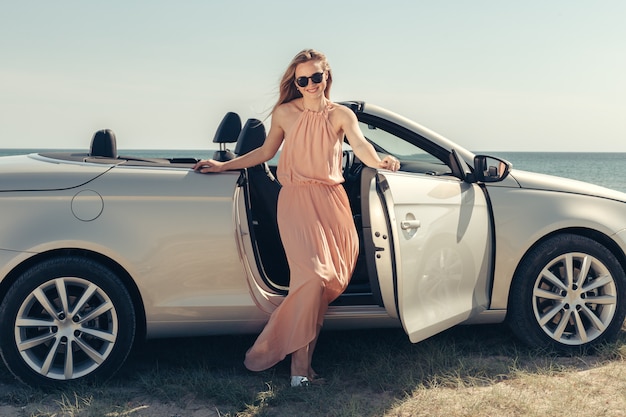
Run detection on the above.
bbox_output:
[193,159,225,173]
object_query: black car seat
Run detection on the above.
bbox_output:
[212,112,241,162]
[235,119,289,288]
[90,129,118,158]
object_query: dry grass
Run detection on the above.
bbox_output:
[386,360,626,417]
[1,323,626,416]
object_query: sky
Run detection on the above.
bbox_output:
[1,1,625,152]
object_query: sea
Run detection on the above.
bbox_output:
[1,149,625,194]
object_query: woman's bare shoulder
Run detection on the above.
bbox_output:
[275,99,302,116]
[329,102,356,124]
[272,100,302,130]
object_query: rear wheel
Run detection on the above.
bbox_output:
[508,234,626,351]
[0,256,135,386]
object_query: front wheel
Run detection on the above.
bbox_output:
[0,256,136,386]
[508,234,626,351]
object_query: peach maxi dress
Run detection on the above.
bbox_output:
[244,104,359,371]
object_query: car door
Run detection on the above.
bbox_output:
[363,167,492,343]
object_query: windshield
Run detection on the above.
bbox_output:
[349,121,453,176]
[357,122,443,163]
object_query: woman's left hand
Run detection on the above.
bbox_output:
[379,155,400,172]
[193,159,225,173]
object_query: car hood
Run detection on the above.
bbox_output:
[506,169,626,202]
[0,154,112,192]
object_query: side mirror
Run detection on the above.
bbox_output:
[473,155,512,183]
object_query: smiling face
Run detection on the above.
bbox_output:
[274,49,333,111]
[294,60,327,98]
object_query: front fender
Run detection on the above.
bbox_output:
[488,187,626,309]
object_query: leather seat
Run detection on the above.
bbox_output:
[235,118,289,288]
[90,129,118,158]
[234,119,266,156]
[212,112,241,162]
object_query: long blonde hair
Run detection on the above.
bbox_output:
[272,49,332,114]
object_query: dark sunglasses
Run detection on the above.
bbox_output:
[295,72,324,87]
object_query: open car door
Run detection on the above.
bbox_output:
[361,167,493,342]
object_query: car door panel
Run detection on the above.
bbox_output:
[84,168,259,328]
[364,168,493,342]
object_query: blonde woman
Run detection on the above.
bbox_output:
[194,49,399,387]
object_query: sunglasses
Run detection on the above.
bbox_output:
[295,72,324,87]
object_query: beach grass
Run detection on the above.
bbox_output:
[1,322,625,416]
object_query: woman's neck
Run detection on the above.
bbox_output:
[301,96,327,112]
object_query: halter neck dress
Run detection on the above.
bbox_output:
[243,103,359,372]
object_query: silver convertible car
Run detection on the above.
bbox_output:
[1,102,625,386]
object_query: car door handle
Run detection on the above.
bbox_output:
[400,220,421,230]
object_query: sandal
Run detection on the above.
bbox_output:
[290,376,311,387]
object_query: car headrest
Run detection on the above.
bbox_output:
[212,112,242,144]
[90,129,118,158]
[234,119,266,156]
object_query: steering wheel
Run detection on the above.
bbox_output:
[342,150,354,174]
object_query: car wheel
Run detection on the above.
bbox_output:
[508,234,626,351]
[0,256,136,386]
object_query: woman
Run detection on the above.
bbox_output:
[194,49,400,387]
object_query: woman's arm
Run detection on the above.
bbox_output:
[337,107,400,172]
[193,112,285,173]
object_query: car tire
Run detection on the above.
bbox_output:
[0,256,136,386]
[508,234,626,351]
